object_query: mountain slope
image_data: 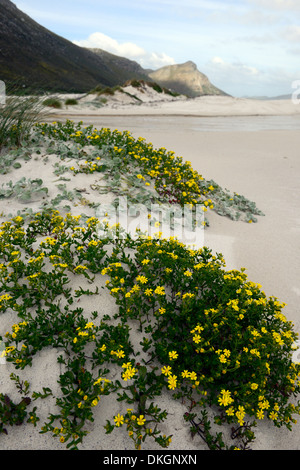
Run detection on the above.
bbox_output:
[0,0,146,92]
[148,61,227,97]
[0,0,228,97]
[88,48,149,82]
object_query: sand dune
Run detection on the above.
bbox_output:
[50,93,300,117]
[0,96,300,451]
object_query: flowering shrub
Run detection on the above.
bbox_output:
[32,120,263,223]
[0,211,299,450]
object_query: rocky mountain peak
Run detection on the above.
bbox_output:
[148,61,227,98]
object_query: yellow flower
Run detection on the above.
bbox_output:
[168,374,177,390]
[154,286,165,296]
[219,354,227,363]
[115,349,125,359]
[114,414,124,427]
[218,389,234,407]
[189,371,197,381]
[236,406,246,426]
[137,415,146,426]
[168,350,178,361]
[193,334,202,344]
[161,365,172,376]
[269,411,278,421]
[74,265,87,271]
[184,270,192,277]
[182,292,195,300]
[181,370,190,378]
[256,409,264,420]
[226,407,235,416]
[136,275,148,284]
[122,367,137,381]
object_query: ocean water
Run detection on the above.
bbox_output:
[97,114,300,133]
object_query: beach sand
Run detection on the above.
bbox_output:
[0,96,300,450]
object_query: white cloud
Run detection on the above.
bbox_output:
[248,0,300,11]
[281,25,300,42]
[73,32,175,70]
[211,57,259,76]
[73,33,144,58]
[205,56,265,96]
[206,56,300,97]
[140,52,176,70]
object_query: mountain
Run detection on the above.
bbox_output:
[88,48,149,82]
[0,0,227,97]
[0,0,147,92]
[148,61,227,97]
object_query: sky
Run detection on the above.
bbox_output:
[15,0,300,97]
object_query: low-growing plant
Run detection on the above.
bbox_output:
[42,98,62,109]
[0,95,45,150]
[0,211,299,450]
[0,177,48,203]
[33,120,264,223]
[98,87,115,96]
[65,98,78,106]
[0,117,289,450]
[0,373,40,435]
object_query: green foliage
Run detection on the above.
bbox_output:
[34,120,264,223]
[42,98,62,109]
[129,80,142,88]
[148,82,163,93]
[0,119,293,451]
[0,211,299,450]
[0,95,45,150]
[65,98,78,106]
[0,373,39,435]
[0,177,48,203]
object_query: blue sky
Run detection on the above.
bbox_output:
[15,0,300,97]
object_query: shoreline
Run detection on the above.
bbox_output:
[43,95,300,119]
[48,110,300,118]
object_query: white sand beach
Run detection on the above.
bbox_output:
[0,95,300,450]
[50,92,300,117]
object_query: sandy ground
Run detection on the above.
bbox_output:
[0,96,300,451]
[52,94,300,117]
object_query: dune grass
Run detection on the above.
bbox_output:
[0,94,46,151]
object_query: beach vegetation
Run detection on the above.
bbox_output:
[0,210,299,450]
[0,119,294,451]
[0,177,48,203]
[0,95,45,151]
[31,120,263,223]
[42,98,62,109]
[65,98,78,106]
